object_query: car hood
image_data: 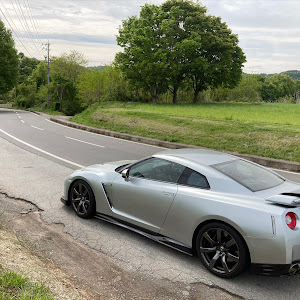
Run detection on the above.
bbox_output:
[84,160,136,172]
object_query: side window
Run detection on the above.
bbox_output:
[178,168,210,189]
[129,157,185,184]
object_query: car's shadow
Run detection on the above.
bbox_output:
[61,205,300,300]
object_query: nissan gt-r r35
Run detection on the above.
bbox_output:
[61,149,300,278]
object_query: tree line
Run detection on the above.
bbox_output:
[1,0,300,115]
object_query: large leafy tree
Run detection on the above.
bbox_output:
[116,4,169,104]
[162,0,246,103]
[160,0,205,103]
[116,0,246,104]
[188,13,246,102]
[0,19,19,94]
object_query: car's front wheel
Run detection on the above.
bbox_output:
[196,222,249,278]
[69,180,96,218]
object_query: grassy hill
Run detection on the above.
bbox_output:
[71,102,300,162]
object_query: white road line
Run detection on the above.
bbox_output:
[44,118,166,149]
[21,120,25,124]
[65,136,105,148]
[30,125,44,131]
[18,116,21,119]
[0,129,84,169]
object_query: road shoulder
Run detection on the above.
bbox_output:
[0,193,240,300]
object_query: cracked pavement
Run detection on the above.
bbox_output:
[1,131,300,299]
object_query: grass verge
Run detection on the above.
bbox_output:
[0,267,54,300]
[70,102,300,162]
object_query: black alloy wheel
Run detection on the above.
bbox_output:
[70,180,96,218]
[196,222,248,278]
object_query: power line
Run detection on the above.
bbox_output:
[24,0,43,45]
[0,2,34,57]
[0,0,45,59]
[12,0,40,50]
[17,0,41,47]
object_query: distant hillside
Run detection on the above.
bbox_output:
[281,70,300,80]
[87,65,105,71]
[258,70,300,80]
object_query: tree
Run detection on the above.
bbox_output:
[116,0,246,104]
[295,80,300,102]
[261,73,296,101]
[50,51,88,114]
[100,65,132,102]
[161,0,206,104]
[116,4,169,104]
[51,50,88,84]
[177,2,246,103]
[19,56,40,84]
[228,74,263,102]
[0,19,19,94]
[30,61,48,89]
[78,68,104,105]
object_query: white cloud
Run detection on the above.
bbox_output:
[1,0,300,73]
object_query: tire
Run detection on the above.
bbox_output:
[69,180,96,219]
[196,222,249,278]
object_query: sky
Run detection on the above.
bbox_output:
[0,0,299,74]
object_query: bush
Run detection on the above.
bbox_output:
[15,95,35,108]
[62,98,87,116]
[50,101,61,111]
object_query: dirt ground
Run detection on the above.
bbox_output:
[0,193,242,300]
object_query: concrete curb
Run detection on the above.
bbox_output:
[50,117,300,173]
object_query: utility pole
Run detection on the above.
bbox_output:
[44,41,50,109]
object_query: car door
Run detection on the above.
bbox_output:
[110,157,185,232]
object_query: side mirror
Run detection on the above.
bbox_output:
[121,169,130,182]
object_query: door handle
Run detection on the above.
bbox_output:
[162,192,175,197]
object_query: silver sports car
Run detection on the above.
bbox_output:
[61,148,300,278]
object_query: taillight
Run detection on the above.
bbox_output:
[286,212,297,229]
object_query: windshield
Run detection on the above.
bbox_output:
[212,159,285,192]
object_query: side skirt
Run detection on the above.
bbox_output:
[95,212,193,256]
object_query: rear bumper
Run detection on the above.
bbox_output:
[61,196,71,206]
[250,261,300,276]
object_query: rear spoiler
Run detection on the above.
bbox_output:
[266,193,300,207]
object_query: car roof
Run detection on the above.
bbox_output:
[154,148,238,166]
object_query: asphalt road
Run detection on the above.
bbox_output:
[1,108,300,300]
[0,109,165,168]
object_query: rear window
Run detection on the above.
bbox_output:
[178,168,210,189]
[212,159,284,192]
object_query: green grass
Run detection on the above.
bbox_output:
[0,267,54,300]
[70,102,300,162]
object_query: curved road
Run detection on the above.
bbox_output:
[1,108,300,300]
[0,109,164,168]
[0,108,299,181]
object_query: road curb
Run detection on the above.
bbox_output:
[50,117,300,173]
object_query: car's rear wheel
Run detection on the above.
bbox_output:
[196,222,248,278]
[69,180,96,218]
